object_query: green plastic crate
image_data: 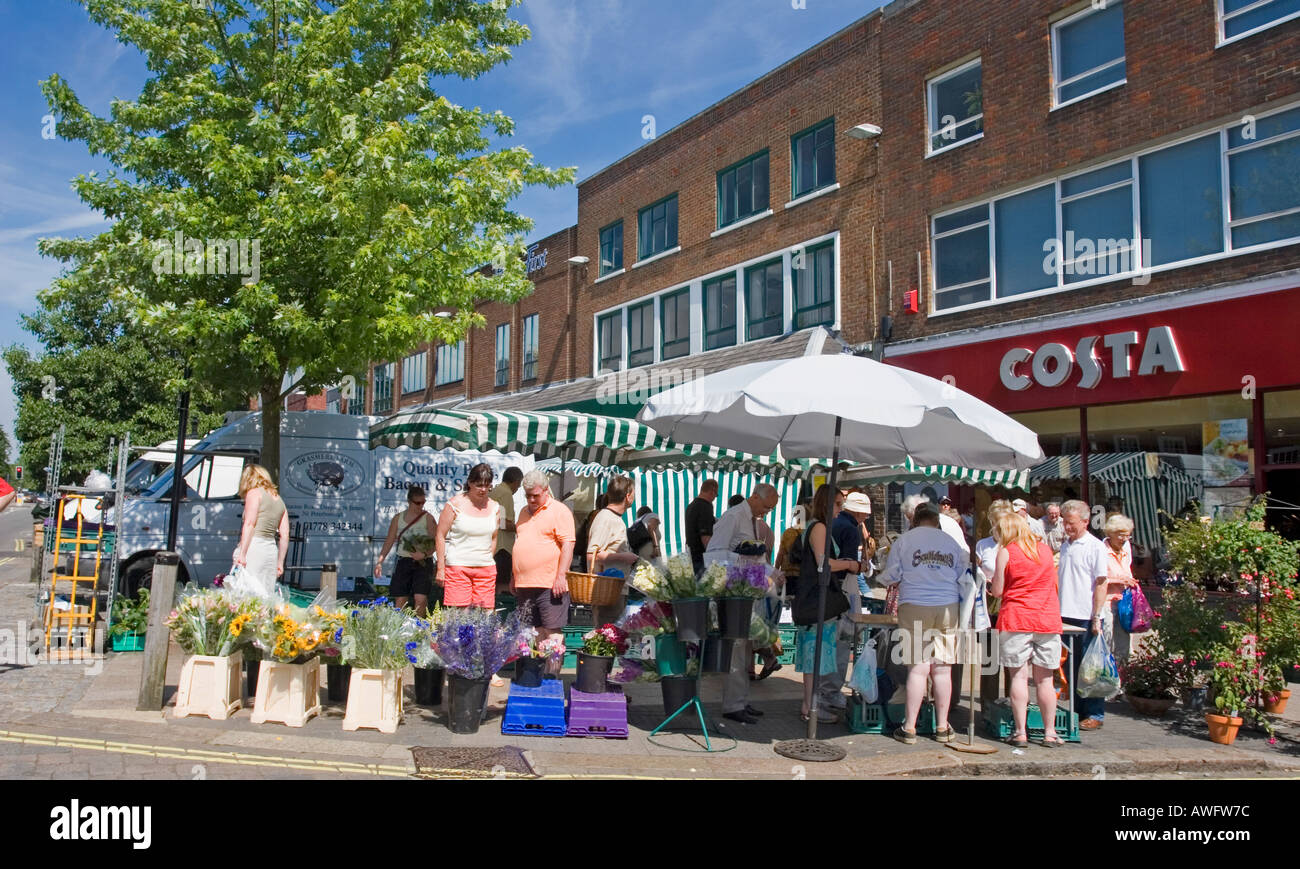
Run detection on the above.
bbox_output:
[562,626,588,649]
[110,632,145,652]
[982,698,1080,742]
[754,648,796,668]
[886,700,937,735]
[847,700,887,734]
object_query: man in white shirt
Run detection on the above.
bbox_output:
[1013,498,1045,540]
[903,494,969,555]
[1057,499,1110,730]
[705,484,779,725]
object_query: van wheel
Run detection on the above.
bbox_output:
[119,556,188,599]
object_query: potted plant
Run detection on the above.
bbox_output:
[576,623,629,694]
[1262,665,1291,714]
[109,589,150,651]
[432,608,523,733]
[717,561,773,640]
[1119,643,1179,717]
[165,587,262,719]
[1206,630,1274,745]
[513,627,566,687]
[247,600,338,727]
[337,598,417,733]
[658,555,728,643]
[621,601,682,676]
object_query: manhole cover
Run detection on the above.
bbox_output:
[773,739,847,763]
[410,746,535,779]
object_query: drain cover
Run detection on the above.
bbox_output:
[773,739,848,763]
[410,746,535,779]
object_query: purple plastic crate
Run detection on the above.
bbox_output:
[566,687,629,739]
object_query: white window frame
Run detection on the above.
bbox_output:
[926,57,984,157]
[1051,2,1127,110]
[495,323,510,388]
[435,341,464,386]
[401,350,427,394]
[1217,0,1300,46]
[927,100,1300,318]
[521,314,539,381]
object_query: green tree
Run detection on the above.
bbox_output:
[4,285,234,491]
[0,426,12,481]
[39,0,573,482]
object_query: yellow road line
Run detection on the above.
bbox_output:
[0,729,411,777]
[0,557,13,566]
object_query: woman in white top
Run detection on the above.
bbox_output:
[435,463,500,609]
[375,485,438,616]
[231,465,288,599]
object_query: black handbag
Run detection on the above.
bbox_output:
[792,522,850,626]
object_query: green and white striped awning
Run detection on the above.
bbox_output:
[842,457,1029,489]
[533,458,625,478]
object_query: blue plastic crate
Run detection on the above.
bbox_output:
[501,679,567,737]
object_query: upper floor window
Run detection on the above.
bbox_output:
[927,59,983,155]
[599,221,623,276]
[745,259,784,341]
[372,362,394,414]
[792,242,835,329]
[661,288,691,361]
[1226,105,1300,248]
[598,311,623,372]
[703,274,738,351]
[401,350,427,393]
[435,341,464,386]
[718,151,770,227]
[495,323,510,388]
[344,373,367,416]
[638,196,679,260]
[627,301,654,368]
[1219,0,1300,44]
[1052,2,1126,108]
[522,314,539,381]
[791,120,835,198]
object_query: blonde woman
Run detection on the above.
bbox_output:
[990,511,1062,747]
[232,465,288,598]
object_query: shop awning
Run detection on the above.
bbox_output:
[533,458,625,478]
[841,457,1030,489]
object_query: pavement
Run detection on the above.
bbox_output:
[2,507,1299,780]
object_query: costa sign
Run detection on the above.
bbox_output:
[999,326,1184,391]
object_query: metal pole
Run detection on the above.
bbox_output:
[166,366,192,552]
[807,416,842,740]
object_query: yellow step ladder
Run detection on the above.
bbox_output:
[43,494,104,657]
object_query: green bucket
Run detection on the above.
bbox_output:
[656,633,688,676]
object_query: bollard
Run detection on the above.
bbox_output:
[137,552,179,711]
[320,563,338,601]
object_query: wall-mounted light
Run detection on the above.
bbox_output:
[568,256,590,266]
[846,123,882,140]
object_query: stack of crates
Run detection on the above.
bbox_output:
[561,625,587,670]
[847,698,887,734]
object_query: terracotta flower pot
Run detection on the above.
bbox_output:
[1125,694,1176,718]
[1204,711,1243,745]
[1263,688,1291,715]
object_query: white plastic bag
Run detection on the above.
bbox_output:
[1077,622,1121,699]
[850,638,879,703]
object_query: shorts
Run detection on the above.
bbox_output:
[795,621,838,676]
[443,564,497,608]
[390,557,433,598]
[896,602,959,665]
[515,587,571,629]
[999,631,1062,669]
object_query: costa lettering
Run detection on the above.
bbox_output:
[999,326,1184,391]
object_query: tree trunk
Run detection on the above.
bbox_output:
[260,383,282,486]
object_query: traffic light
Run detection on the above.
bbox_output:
[13,466,20,481]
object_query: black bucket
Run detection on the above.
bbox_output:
[514,657,544,688]
[414,667,444,705]
[661,676,698,717]
[326,664,351,703]
[717,597,754,640]
[447,675,490,734]
[672,597,709,643]
[575,652,613,694]
[246,659,260,697]
[700,633,735,673]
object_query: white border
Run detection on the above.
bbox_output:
[783,183,841,211]
[712,208,774,237]
[926,57,984,158]
[631,245,681,270]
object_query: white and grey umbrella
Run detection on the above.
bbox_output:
[639,354,1044,758]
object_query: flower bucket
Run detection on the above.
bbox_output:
[173,651,244,720]
[514,657,545,688]
[250,659,322,728]
[1181,686,1208,711]
[661,676,697,716]
[655,633,688,677]
[717,597,754,641]
[342,668,403,734]
[447,675,491,734]
[326,664,351,703]
[1124,694,1175,718]
[1263,688,1291,715]
[413,667,444,706]
[671,597,709,643]
[700,633,734,674]
[246,658,260,696]
[1205,712,1243,745]
[575,652,614,694]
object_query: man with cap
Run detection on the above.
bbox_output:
[819,491,875,712]
[1013,498,1045,539]
[903,494,970,555]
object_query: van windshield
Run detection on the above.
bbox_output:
[141,440,212,499]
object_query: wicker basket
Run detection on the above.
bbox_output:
[567,571,624,607]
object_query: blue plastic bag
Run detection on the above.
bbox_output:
[1117,588,1135,633]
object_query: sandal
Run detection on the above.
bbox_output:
[1005,733,1029,748]
[1040,735,1066,748]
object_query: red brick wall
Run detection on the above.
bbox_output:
[876,0,1300,343]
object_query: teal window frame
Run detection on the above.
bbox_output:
[792,242,835,329]
[791,119,835,199]
[598,311,623,372]
[703,274,737,351]
[717,150,770,228]
[660,288,691,360]
[637,194,679,260]
[627,300,654,368]
[599,221,623,276]
[744,259,785,341]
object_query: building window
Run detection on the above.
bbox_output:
[637,195,678,260]
[793,242,835,329]
[435,341,464,386]
[932,205,992,310]
[1219,0,1300,43]
[1060,161,1135,283]
[927,59,983,155]
[745,260,784,340]
[1227,105,1300,249]
[401,351,427,394]
[495,323,510,388]
[718,151,770,227]
[599,221,623,276]
[1052,1,1126,108]
[661,288,691,360]
[791,120,835,199]
[703,274,737,351]
[598,311,623,372]
[521,314,539,381]
[627,301,654,368]
[994,185,1057,297]
[372,362,394,414]
[1139,134,1224,267]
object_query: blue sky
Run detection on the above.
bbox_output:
[0,0,882,462]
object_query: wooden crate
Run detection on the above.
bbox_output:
[250,659,322,727]
[173,651,244,721]
[342,668,403,734]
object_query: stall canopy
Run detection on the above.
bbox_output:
[628,468,801,558]
[1028,452,1204,552]
[841,457,1030,489]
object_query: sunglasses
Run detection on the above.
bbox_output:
[411,500,426,506]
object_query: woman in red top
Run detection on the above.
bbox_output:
[991,511,1063,748]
